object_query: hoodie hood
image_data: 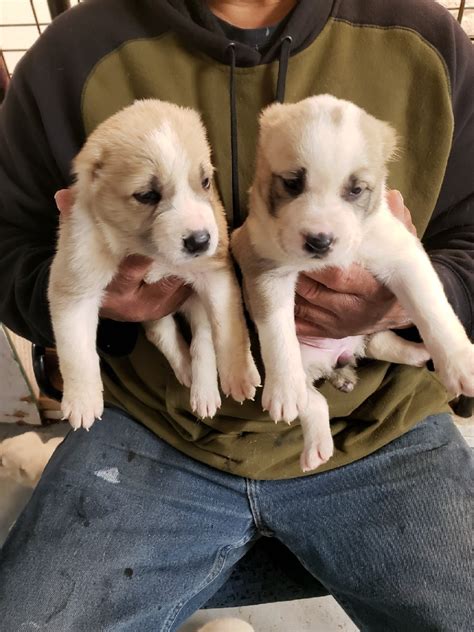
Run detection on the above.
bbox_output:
[151,0,336,66]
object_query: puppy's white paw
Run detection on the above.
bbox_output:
[262,370,308,423]
[191,381,222,419]
[62,381,104,430]
[434,343,474,397]
[163,343,192,388]
[300,433,334,472]
[173,358,192,389]
[329,366,358,393]
[220,353,261,403]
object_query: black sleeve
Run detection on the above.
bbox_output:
[423,14,474,340]
[424,193,474,340]
[430,14,474,221]
[0,71,62,346]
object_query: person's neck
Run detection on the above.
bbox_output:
[208,0,296,28]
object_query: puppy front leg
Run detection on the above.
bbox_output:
[48,215,117,431]
[180,295,221,419]
[246,270,308,423]
[363,211,474,396]
[193,266,260,403]
[299,380,333,472]
[50,293,104,430]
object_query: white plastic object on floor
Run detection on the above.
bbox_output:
[198,619,255,632]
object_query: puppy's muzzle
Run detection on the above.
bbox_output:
[303,232,334,257]
[183,230,211,255]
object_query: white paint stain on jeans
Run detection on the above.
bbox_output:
[94,467,120,484]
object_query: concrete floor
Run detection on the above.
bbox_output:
[180,599,356,632]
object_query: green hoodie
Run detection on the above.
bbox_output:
[0,0,473,478]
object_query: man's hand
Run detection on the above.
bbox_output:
[295,190,415,338]
[54,189,191,322]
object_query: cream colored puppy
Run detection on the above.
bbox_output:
[232,94,474,471]
[49,100,260,430]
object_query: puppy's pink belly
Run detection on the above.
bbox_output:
[298,336,363,369]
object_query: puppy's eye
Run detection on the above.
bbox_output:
[344,180,368,202]
[280,174,305,197]
[349,185,363,198]
[133,190,161,205]
[202,177,211,191]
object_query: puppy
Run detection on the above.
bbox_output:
[49,99,260,430]
[232,94,474,471]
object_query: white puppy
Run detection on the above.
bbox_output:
[49,100,260,430]
[232,94,474,471]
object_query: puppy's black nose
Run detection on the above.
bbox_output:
[183,230,211,254]
[303,232,334,256]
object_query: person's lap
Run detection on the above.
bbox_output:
[258,414,473,630]
[0,408,471,631]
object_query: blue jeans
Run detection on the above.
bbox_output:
[0,409,472,631]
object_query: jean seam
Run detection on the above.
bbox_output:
[246,479,273,536]
[161,532,256,632]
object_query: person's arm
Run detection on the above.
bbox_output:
[423,193,473,340]
[421,9,474,339]
[0,69,61,346]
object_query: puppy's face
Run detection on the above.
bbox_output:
[254,95,397,267]
[74,100,219,265]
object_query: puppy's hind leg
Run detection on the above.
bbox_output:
[329,364,359,393]
[365,331,430,367]
[144,316,192,388]
[181,295,221,419]
[299,380,333,472]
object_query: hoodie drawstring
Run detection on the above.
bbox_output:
[227,36,292,228]
[226,42,241,228]
[276,35,292,103]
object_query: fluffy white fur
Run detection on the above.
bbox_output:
[232,94,474,471]
[49,100,260,430]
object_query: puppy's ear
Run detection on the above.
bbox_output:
[259,102,288,132]
[73,143,106,185]
[362,112,398,164]
[378,120,398,163]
